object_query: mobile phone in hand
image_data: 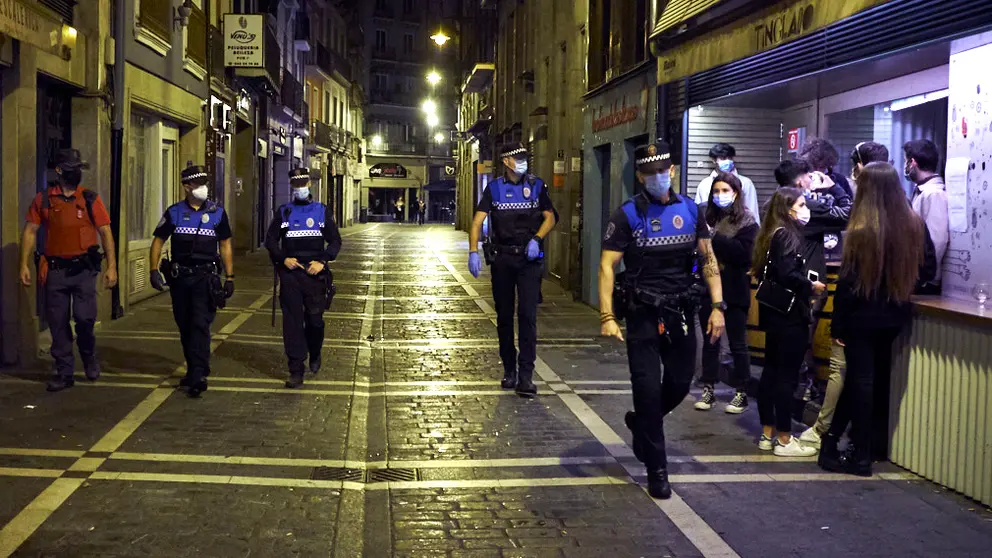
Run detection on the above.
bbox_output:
[808,270,820,282]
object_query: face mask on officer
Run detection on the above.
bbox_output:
[642,172,671,198]
[292,186,310,201]
[507,158,528,176]
[189,184,209,202]
[715,159,735,173]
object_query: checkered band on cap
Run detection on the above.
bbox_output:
[182,172,208,180]
[500,147,527,158]
[635,153,671,165]
[290,168,311,182]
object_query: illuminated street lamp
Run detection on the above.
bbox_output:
[421,99,437,115]
[426,113,439,128]
[426,71,442,86]
[434,132,445,144]
[430,31,450,47]
[371,135,382,148]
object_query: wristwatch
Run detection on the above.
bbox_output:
[712,301,727,312]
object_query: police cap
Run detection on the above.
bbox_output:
[499,141,528,161]
[634,142,673,173]
[55,148,90,171]
[289,167,311,185]
[181,164,209,185]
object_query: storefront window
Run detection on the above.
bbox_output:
[127,115,148,241]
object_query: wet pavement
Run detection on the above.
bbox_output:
[1,223,990,557]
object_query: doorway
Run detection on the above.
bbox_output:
[624,134,649,199]
[594,144,611,239]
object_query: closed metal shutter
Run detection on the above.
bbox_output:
[687,0,992,105]
[823,106,876,180]
[39,0,75,25]
[686,106,782,208]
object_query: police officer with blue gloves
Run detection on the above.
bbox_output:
[149,164,235,398]
[265,168,342,389]
[468,142,557,397]
[598,142,726,499]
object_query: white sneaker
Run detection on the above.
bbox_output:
[694,386,715,411]
[798,427,822,449]
[773,437,818,457]
[758,434,774,451]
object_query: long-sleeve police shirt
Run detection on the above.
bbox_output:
[264,201,342,266]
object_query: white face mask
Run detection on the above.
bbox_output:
[293,187,310,201]
[512,160,528,175]
[190,185,209,202]
[795,206,811,225]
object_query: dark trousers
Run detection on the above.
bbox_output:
[169,273,217,382]
[626,304,696,469]
[827,327,900,460]
[490,255,542,381]
[46,268,99,377]
[417,211,425,225]
[698,305,751,389]
[279,268,327,375]
[759,324,808,433]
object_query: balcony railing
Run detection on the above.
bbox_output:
[312,121,332,151]
[281,72,305,118]
[304,43,352,82]
[138,0,171,44]
[186,6,207,68]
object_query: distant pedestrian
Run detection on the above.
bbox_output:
[694,143,760,224]
[19,149,118,392]
[904,139,948,295]
[265,168,342,389]
[149,164,235,398]
[416,198,426,225]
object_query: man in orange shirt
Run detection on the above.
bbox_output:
[19,149,118,392]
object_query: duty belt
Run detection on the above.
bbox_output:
[46,250,100,272]
[494,244,525,256]
[169,261,218,278]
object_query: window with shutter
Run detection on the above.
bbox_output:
[136,0,173,55]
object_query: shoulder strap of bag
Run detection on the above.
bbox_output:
[761,227,787,280]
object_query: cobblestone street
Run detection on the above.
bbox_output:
[1,224,991,557]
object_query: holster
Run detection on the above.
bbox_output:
[482,238,496,265]
[324,270,336,311]
[160,258,175,286]
[208,272,226,310]
[612,271,629,322]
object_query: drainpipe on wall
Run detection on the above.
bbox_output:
[109,0,126,319]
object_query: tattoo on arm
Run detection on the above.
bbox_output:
[701,245,719,279]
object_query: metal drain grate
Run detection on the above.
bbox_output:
[367,468,419,482]
[310,467,366,482]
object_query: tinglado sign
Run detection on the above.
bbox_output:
[224,14,263,67]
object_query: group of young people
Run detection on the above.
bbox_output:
[689,139,940,475]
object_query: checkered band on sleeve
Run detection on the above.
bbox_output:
[500,148,527,158]
[174,226,217,237]
[634,153,671,165]
[285,229,323,238]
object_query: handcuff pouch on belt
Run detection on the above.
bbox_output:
[324,269,336,310]
[612,271,630,322]
[482,238,496,265]
[208,272,227,310]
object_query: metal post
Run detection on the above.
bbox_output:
[109,0,126,319]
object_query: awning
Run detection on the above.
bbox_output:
[650,0,727,39]
[462,63,495,94]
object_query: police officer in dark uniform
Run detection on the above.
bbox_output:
[19,149,119,392]
[265,168,342,389]
[468,142,557,397]
[149,164,235,398]
[598,142,726,499]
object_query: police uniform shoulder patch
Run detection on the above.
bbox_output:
[201,213,210,224]
[604,222,616,240]
[156,216,167,229]
[650,218,662,232]
[672,215,684,230]
[522,187,531,199]
[306,217,314,227]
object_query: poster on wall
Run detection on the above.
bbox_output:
[943,42,992,302]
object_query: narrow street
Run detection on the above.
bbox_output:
[1,224,990,557]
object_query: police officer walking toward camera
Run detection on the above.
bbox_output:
[19,149,118,392]
[468,142,557,397]
[265,168,342,389]
[598,142,726,499]
[149,164,235,398]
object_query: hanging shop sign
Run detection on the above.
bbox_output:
[224,14,263,67]
[0,0,66,57]
[444,164,456,177]
[369,163,408,179]
[656,0,889,84]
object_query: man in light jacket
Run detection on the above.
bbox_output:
[694,143,760,224]
[904,139,948,295]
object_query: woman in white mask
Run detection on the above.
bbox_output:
[750,188,825,457]
[694,173,759,415]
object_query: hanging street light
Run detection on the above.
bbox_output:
[426,113,439,128]
[421,99,437,115]
[371,135,382,147]
[430,30,450,47]
[434,132,445,144]
[426,71,442,86]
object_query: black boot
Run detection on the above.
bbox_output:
[500,369,517,389]
[46,375,75,392]
[309,354,321,375]
[817,433,843,473]
[514,377,537,397]
[647,468,672,499]
[186,379,208,398]
[285,374,305,389]
[624,411,646,463]
[82,357,101,381]
[840,445,873,477]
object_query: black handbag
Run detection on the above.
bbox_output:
[755,229,796,315]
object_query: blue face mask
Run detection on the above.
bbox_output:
[717,159,735,173]
[643,172,671,198]
[714,192,736,208]
[292,187,310,201]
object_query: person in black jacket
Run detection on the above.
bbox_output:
[693,172,758,414]
[819,162,935,476]
[751,188,826,457]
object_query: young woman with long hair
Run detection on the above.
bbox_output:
[694,172,758,414]
[751,187,826,457]
[818,162,934,476]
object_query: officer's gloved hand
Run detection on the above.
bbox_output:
[224,279,235,299]
[150,270,166,291]
[468,252,482,278]
[525,238,541,261]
